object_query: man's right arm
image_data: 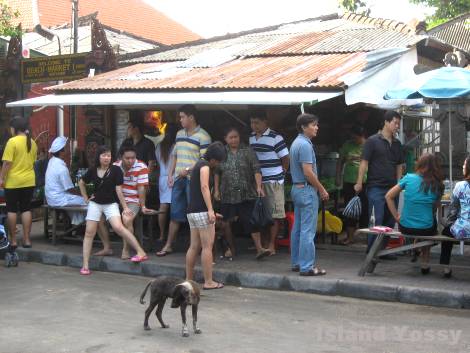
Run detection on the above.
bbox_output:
[354,160,368,193]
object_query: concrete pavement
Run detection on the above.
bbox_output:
[2,263,470,353]
[7,220,470,310]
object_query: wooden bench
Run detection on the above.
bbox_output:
[43,205,163,247]
[42,205,88,245]
[357,228,470,276]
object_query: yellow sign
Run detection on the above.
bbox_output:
[21,53,88,83]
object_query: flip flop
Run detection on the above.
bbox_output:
[130,255,149,263]
[255,249,271,260]
[156,250,173,257]
[203,282,224,290]
[22,241,32,248]
[80,268,91,275]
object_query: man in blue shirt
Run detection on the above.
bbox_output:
[290,113,329,276]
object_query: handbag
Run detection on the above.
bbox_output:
[250,197,274,228]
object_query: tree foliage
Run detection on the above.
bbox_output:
[338,0,371,16]
[0,0,21,37]
[409,0,470,28]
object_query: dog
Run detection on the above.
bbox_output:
[140,276,201,337]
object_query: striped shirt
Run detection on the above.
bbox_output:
[114,160,149,204]
[173,126,211,178]
[249,128,289,183]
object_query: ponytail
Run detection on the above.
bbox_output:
[26,129,31,152]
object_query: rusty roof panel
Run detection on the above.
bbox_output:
[52,53,366,92]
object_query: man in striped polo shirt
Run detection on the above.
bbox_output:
[249,110,289,255]
[114,144,150,259]
[157,104,212,256]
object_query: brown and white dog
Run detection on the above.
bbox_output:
[140,276,201,337]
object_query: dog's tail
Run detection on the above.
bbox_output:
[139,281,152,304]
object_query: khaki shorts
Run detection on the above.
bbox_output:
[263,182,286,219]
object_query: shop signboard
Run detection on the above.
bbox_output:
[20,53,88,83]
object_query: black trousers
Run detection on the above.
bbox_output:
[439,226,454,266]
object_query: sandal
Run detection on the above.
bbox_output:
[255,248,271,260]
[80,268,91,275]
[156,249,173,257]
[299,267,327,276]
[203,282,224,290]
[130,255,149,263]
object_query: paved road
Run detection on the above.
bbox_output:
[1,264,470,353]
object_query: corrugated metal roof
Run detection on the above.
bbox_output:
[429,13,470,53]
[21,24,159,56]
[51,52,366,91]
[121,16,425,64]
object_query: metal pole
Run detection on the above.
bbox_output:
[448,102,453,188]
[72,0,79,54]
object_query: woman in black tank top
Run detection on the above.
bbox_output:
[186,142,226,290]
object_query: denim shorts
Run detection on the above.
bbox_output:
[170,177,190,222]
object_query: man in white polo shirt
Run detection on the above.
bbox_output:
[249,110,290,255]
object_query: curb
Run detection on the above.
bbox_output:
[16,248,470,310]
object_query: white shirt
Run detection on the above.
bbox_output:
[45,157,81,206]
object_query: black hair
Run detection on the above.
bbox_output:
[52,147,65,158]
[296,113,319,133]
[159,123,178,164]
[250,109,268,121]
[94,145,112,168]
[351,125,365,137]
[223,126,241,137]
[10,116,32,152]
[128,110,145,133]
[178,104,198,124]
[120,144,137,157]
[383,110,401,126]
[203,141,226,162]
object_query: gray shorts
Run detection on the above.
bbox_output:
[187,212,211,229]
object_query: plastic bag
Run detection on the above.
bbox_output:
[342,195,361,221]
[317,210,343,234]
[250,197,274,228]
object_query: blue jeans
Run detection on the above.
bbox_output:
[290,185,319,272]
[170,177,191,222]
[366,186,397,251]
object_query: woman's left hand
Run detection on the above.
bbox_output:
[0,178,4,188]
[208,210,216,224]
[257,187,265,197]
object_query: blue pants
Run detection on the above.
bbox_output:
[366,186,397,251]
[290,185,319,272]
[170,177,191,222]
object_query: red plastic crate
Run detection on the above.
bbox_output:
[386,235,405,249]
[276,211,294,249]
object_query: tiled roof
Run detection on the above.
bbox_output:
[122,14,427,64]
[428,12,470,53]
[8,0,200,45]
[8,0,36,30]
[21,23,159,56]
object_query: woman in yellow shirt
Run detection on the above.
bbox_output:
[0,116,37,248]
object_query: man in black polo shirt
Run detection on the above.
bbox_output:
[120,110,156,172]
[354,110,404,254]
